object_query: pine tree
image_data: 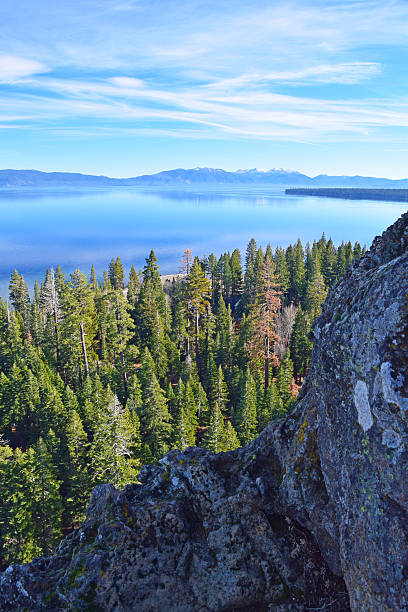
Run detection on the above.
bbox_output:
[90,264,98,290]
[90,395,139,488]
[289,307,313,381]
[230,248,243,306]
[242,238,258,309]
[173,380,197,451]
[304,268,327,321]
[101,284,135,398]
[59,269,97,384]
[353,241,362,260]
[79,374,110,434]
[222,421,240,451]
[0,446,40,564]
[335,242,347,281]
[288,239,306,304]
[261,382,285,428]
[31,435,63,555]
[9,270,30,330]
[322,238,337,287]
[63,410,91,526]
[194,380,209,427]
[234,368,257,444]
[215,296,235,371]
[135,251,169,377]
[138,347,172,460]
[276,350,295,410]
[39,267,61,365]
[183,257,211,370]
[108,257,124,290]
[246,255,281,389]
[203,402,226,453]
[180,248,193,275]
[127,264,139,306]
[274,246,290,297]
[207,360,229,414]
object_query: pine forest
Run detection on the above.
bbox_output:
[0,235,364,567]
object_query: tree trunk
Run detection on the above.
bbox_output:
[53,306,60,364]
[79,321,89,377]
[50,268,60,364]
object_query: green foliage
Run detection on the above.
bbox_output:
[0,234,358,565]
[90,394,140,488]
[234,368,257,444]
[138,347,172,460]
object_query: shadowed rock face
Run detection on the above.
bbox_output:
[1,213,407,612]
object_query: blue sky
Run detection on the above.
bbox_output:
[1,0,408,178]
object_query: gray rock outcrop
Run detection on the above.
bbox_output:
[1,212,407,611]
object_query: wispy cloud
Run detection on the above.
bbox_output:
[0,55,49,82]
[2,69,408,143]
[1,0,408,173]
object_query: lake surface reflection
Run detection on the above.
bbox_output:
[0,185,406,296]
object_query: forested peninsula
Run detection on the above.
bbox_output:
[0,235,363,568]
[286,187,408,202]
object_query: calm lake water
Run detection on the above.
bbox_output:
[1,185,406,296]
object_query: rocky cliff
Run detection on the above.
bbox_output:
[1,212,407,611]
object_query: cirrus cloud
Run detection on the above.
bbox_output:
[0,55,49,82]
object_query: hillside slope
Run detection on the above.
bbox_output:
[2,167,408,188]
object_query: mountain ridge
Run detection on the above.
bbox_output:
[1,167,408,188]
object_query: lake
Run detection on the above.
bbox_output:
[1,185,406,297]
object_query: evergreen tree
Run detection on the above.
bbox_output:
[90,264,98,290]
[290,307,313,381]
[39,267,61,365]
[234,368,257,444]
[287,239,305,304]
[127,264,139,306]
[222,421,240,451]
[203,402,226,453]
[322,238,337,287]
[138,348,172,460]
[173,381,196,451]
[59,269,97,384]
[276,350,295,410]
[335,242,347,280]
[246,255,281,389]
[274,246,290,297]
[0,446,40,564]
[9,270,30,329]
[207,360,229,414]
[304,268,327,321]
[108,257,124,290]
[31,436,63,555]
[63,410,91,526]
[242,238,258,309]
[230,248,243,306]
[261,382,285,428]
[183,257,211,370]
[90,394,139,488]
[215,296,235,371]
[136,251,169,376]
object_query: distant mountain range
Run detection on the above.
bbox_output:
[1,167,408,188]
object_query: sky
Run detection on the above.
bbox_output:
[1,0,408,178]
